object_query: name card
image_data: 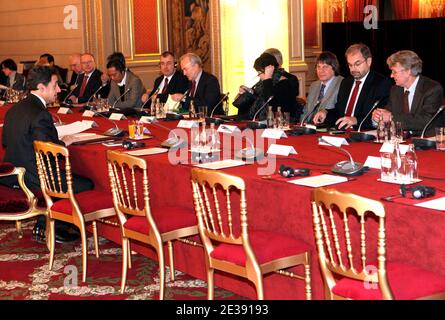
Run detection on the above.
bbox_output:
[177,120,198,129]
[109,113,126,120]
[140,116,157,124]
[364,156,381,169]
[319,136,349,147]
[82,110,95,118]
[81,120,98,128]
[267,144,297,156]
[57,107,72,114]
[261,129,288,139]
[380,143,409,154]
[218,125,241,134]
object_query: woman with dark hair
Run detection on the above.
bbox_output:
[234,53,299,121]
[1,58,26,91]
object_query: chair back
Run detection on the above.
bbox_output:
[191,168,258,266]
[33,141,72,207]
[106,150,159,234]
[311,187,393,299]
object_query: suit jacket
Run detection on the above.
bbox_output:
[184,71,222,116]
[386,75,444,136]
[72,69,105,103]
[108,70,145,110]
[148,71,189,105]
[2,94,63,189]
[301,75,344,122]
[282,69,300,97]
[6,73,26,91]
[326,70,392,129]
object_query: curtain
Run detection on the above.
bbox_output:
[347,0,378,22]
[391,0,413,19]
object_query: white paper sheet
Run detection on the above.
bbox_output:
[195,159,247,170]
[288,174,349,188]
[56,121,95,138]
[415,197,445,211]
[126,148,169,156]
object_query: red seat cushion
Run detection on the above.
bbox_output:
[123,206,196,235]
[332,262,445,300]
[51,190,113,215]
[0,163,15,175]
[210,230,311,266]
[0,185,31,213]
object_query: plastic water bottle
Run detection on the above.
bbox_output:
[404,143,418,183]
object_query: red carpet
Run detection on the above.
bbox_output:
[0,220,243,300]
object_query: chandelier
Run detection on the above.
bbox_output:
[426,0,445,13]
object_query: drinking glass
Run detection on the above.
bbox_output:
[395,121,404,143]
[380,152,394,181]
[282,112,291,130]
[436,127,445,151]
[197,105,208,122]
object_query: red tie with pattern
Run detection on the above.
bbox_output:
[162,78,169,94]
[344,80,362,117]
[403,90,410,113]
[79,75,89,98]
[190,80,196,98]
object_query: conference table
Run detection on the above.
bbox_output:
[1,103,445,300]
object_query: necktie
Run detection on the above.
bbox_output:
[79,75,89,98]
[344,80,362,117]
[317,84,326,102]
[190,80,196,98]
[162,78,169,94]
[403,90,410,113]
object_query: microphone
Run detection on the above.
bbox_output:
[247,96,274,129]
[234,135,264,161]
[412,105,445,150]
[206,92,229,125]
[349,100,380,142]
[139,87,160,112]
[111,88,132,111]
[85,83,108,108]
[319,137,365,176]
[92,110,125,137]
[292,100,321,135]
[61,84,78,107]
[144,118,187,150]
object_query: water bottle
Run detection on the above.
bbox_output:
[404,144,418,183]
[391,141,402,181]
[189,100,196,119]
[266,105,274,128]
[275,106,283,129]
[224,99,229,116]
[208,123,220,151]
[376,114,386,143]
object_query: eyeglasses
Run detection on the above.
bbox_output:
[257,71,264,77]
[348,59,367,69]
[81,61,94,65]
[391,68,407,75]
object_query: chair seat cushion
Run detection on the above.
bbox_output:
[51,190,113,215]
[210,230,311,266]
[0,163,15,175]
[332,262,445,300]
[0,185,32,213]
[123,206,196,235]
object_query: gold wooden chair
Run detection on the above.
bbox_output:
[34,141,115,283]
[191,168,312,300]
[0,162,46,238]
[311,187,445,300]
[106,150,199,299]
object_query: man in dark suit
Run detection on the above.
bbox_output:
[141,51,189,110]
[1,59,26,91]
[372,50,444,136]
[1,66,93,242]
[67,53,82,89]
[179,53,222,115]
[69,53,106,105]
[314,43,392,130]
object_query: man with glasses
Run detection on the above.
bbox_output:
[141,51,189,108]
[372,50,444,136]
[69,53,105,105]
[313,43,392,130]
[179,52,222,115]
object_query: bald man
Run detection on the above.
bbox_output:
[68,53,82,90]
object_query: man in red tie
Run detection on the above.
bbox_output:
[313,44,392,130]
[69,53,106,105]
[140,51,188,108]
[372,50,444,136]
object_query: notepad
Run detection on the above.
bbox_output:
[415,197,445,211]
[195,159,247,170]
[126,148,169,156]
[288,174,349,188]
